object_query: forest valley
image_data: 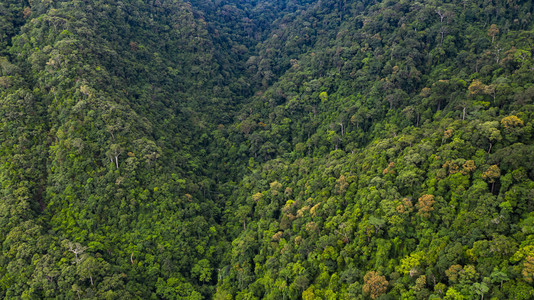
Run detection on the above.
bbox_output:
[1,0,534,299]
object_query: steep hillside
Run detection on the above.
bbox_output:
[0,0,236,298]
[1,0,534,299]
[219,0,534,298]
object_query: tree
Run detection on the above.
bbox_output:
[468,80,486,96]
[488,24,499,43]
[64,241,87,264]
[77,255,105,286]
[482,165,501,193]
[522,256,534,283]
[362,271,388,299]
[472,281,489,300]
[416,195,435,218]
[192,259,212,284]
[501,115,524,129]
[446,265,463,283]
[479,121,501,154]
[319,91,328,102]
[236,205,251,231]
[108,144,123,169]
[490,269,509,289]
[399,251,425,277]
[368,216,386,234]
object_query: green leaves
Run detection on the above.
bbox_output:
[1,0,534,299]
[192,259,213,284]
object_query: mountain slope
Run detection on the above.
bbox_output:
[218,0,534,298]
[1,0,534,299]
[1,0,235,298]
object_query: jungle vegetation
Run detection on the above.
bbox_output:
[1,0,534,299]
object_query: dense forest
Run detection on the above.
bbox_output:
[1,0,533,299]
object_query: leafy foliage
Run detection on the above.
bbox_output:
[1,0,534,298]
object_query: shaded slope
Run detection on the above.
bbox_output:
[219,0,534,298]
[1,0,237,298]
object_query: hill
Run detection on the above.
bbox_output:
[1,0,534,299]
